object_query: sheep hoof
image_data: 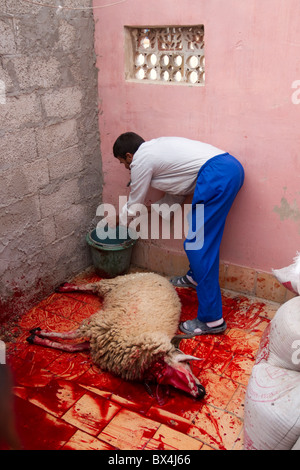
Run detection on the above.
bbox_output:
[55,283,67,293]
[55,282,77,293]
[26,334,36,344]
[29,327,41,335]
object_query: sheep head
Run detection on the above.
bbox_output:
[144,348,205,401]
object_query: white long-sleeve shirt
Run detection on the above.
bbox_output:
[119,136,225,223]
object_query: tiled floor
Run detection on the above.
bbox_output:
[0,269,279,451]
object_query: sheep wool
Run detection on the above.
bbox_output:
[79,272,182,381]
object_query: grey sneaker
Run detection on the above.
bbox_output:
[170,275,197,289]
[179,318,227,336]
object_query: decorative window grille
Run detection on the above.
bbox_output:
[125,26,205,86]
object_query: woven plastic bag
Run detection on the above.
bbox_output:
[244,296,300,450]
[272,252,300,295]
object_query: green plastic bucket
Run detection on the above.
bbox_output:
[86,226,138,277]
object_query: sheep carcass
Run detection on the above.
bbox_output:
[27,272,205,400]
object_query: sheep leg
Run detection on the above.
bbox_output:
[26,327,89,352]
[55,282,99,295]
[26,333,90,353]
[29,327,81,340]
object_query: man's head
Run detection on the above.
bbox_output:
[113,132,145,169]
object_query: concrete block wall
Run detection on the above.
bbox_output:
[0,1,102,324]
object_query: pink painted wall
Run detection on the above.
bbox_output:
[93,0,300,273]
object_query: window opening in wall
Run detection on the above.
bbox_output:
[125,26,205,86]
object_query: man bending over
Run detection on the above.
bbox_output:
[113,132,244,336]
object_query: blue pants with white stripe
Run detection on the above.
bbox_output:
[184,153,244,323]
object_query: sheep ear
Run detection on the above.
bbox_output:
[175,354,203,363]
[171,334,193,349]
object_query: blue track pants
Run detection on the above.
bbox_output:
[184,153,244,323]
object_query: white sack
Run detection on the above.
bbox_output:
[268,296,300,371]
[244,296,300,450]
[244,363,300,450]
[272,252,300,296]
[292,436,300,450]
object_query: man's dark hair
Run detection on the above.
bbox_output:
[113,132,145,159]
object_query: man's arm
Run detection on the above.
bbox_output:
[119,163,153,225]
